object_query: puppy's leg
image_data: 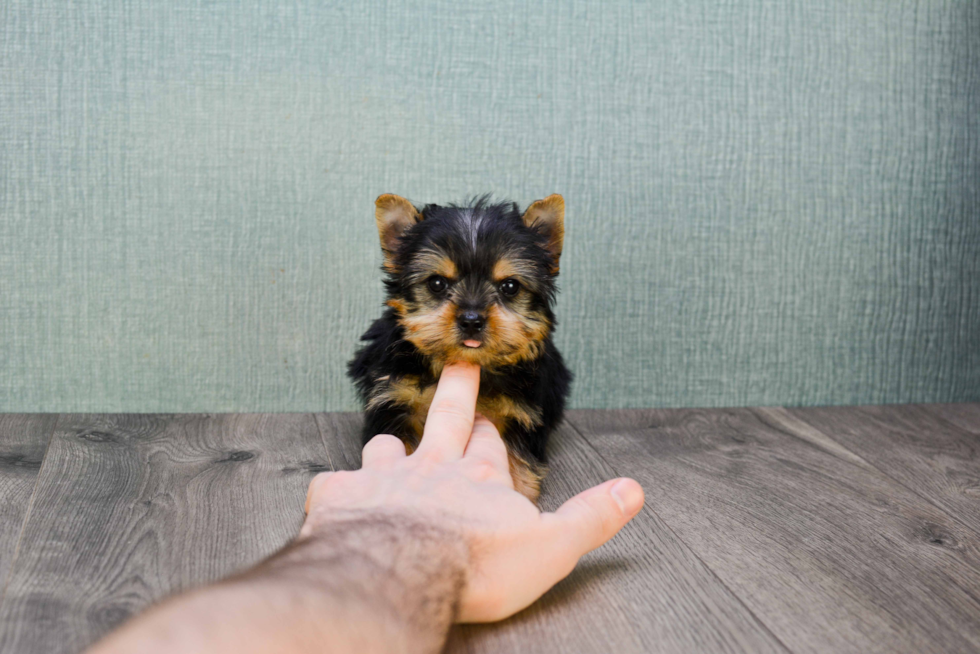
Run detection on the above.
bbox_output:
[362,404,422,455]
[492,421,549,503]
[507,449,546,503]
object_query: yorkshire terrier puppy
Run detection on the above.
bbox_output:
[348,194,573,501]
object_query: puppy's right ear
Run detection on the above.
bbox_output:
[375,194,421,270]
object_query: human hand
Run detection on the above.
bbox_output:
[302,362,644,623]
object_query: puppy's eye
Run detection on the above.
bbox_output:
[499,278,520,297]
[427,275,448,294]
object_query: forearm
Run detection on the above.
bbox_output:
[88,513,468,654]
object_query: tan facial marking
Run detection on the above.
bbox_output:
[492,259,518,282]
[492,258,539,285]
[480,303,550,367]
[399,301,460,358]
[386,298,408,314]
[412,249,457,282]
[398,300,551,371]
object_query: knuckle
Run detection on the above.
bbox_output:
[467,460,498,482]
[429,403,471,427]
[415,448,447,468]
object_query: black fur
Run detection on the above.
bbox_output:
[348,197,572,469]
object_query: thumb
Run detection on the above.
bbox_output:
[550,478,644,559]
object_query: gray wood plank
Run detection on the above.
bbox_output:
[0,413,329,654]
[315,411,787,653]
[446,421,788,654]
[573,408,980,654]
[312,411,366,471]
[784,405,980,535]
[0,415,58,609]
[925,403,980,436]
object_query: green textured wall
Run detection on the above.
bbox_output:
[1,1,978,412]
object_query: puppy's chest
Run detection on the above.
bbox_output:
[369,374,542,435]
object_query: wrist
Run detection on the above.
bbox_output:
[254,512,469,653]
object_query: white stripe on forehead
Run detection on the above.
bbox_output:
[461,208,484,250]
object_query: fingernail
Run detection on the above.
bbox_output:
[610,479,644,516]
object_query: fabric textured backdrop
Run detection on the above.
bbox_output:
[1,0,978,412]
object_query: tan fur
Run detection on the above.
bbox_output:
[410,248,457,282]
[397,300,550,371]
[398,301,460,357]
[521,194,564,273]
[508,451,544,502]
[386,298,408,313]
[375,194,420,271]
[367,374,434,445]
[492,258,540,285]
[478,394,542,430]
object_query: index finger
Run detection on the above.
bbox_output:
[414,362,480,460]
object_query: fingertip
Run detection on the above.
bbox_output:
[551,477,643,557]
[609,478,644,516]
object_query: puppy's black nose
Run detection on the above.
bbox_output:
[457,311,485,334]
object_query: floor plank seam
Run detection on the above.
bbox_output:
[0,415,61,614]
[771,409,980,540]
[562,416,797,654]
[310,413,339,473]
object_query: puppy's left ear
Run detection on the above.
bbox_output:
[522,194,564,273]
[375,194,421,270]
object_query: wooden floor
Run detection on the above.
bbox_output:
[1,405,979,653]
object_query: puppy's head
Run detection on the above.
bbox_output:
[374,194,564,369]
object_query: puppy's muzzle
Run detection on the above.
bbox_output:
[457,310,485,342]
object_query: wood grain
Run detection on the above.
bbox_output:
[447,421,788,654]
[925,403,980,436]
[312,411,366,471]
[784,405,980,535]
[0,415,57,608]
[573,408,980,654]
[0,413,329,654]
